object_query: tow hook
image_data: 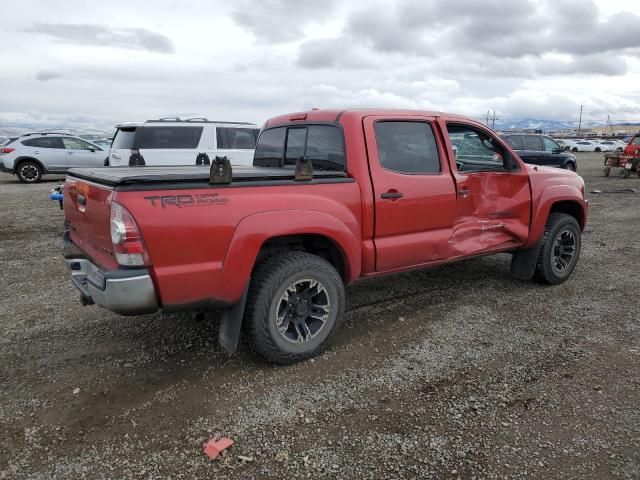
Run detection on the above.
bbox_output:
[80,294,94,306]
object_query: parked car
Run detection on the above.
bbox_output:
[501,134,577,171]
[0,133,107,183]
[107,118,260,167]
[62,108,588,364]
[595,140,619,152]
[569,140,601,152]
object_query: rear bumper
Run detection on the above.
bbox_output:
[63,234,158,315]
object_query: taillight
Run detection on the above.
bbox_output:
[110,202,150,266]
[1,147,15,154]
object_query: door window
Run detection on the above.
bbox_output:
[504,135,524,150]
[374,121,440,174]
[22,137,65,148]
[522,135,543,151]
[217,127,258,149]
[446,125,508,173]
[62,138,97,150]
[542,137,559,152]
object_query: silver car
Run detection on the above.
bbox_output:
[0,133,107,183]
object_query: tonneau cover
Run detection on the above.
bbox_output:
[67,165,347,186]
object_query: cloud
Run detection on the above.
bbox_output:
[230,0,339,43]
[35,70,62,81]
[26,23,175,53]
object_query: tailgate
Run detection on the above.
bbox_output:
[64,176,118,270]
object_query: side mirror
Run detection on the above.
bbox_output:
[88,147,95,152]
[552,147,561,154]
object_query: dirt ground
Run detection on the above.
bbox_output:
[0,152,638,479]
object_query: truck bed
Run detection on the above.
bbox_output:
[67,166,348,187]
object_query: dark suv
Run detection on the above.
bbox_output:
[501,134,577,171]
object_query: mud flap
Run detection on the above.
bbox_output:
[218,281,249,354]
[510,242,542,281]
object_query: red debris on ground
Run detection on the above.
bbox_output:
[203,437,234,460]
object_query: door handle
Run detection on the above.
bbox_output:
[67,152,74,155]
[457,188,470,197]
[381,191,404,199]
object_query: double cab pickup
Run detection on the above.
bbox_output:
[63,109,588,363]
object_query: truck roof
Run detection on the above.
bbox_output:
[263,108,477,128]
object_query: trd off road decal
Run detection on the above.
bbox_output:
[144,193,229,208]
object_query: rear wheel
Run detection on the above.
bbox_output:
[603,166,611,177]
[245,251,345,364]
[623,168,631,178]
[564,162,576,172]
[595,147,601,152]
[16,160,42,183]
[572,147,578,152]
[534,213,581,285]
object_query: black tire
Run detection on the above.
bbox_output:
[16,160,42,183]
[572,147,578,152]
[604,166,611,177]
[534,213,581,285]
[595,147,601,152]
[564,162,576,172]
[623,168,631,178]
[245,251,345,364]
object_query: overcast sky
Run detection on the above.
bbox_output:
[1,0,640,130]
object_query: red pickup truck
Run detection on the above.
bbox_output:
[63,109,588,364]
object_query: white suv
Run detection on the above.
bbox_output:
[0,133,107,183]
[108,118,260,167]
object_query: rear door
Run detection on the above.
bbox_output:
[22,136,67,171]
[215,127,258,165]
[363,116,457,271]
[442,121,531,256]
[521,135,546,165]
[62,138,105,168]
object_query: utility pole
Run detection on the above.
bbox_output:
[607,115,614,135]
[577,105,583,137]
[491,110,499,129]
[484,110,491,126]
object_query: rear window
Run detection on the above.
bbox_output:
[255,124,345,170]
[112,127,137,149]
[522,135,543,150]
[632,136,640,145]
[504,135,524,150]
[137,126,203,149]
[217,127,258,149]
[22,137,64,148]
[254,127,286,167]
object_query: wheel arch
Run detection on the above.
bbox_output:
[13,156,44,174]
[216,210,361,303]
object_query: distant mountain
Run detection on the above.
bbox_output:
[494,118,640,131]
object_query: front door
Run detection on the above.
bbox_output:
[364,116,458,272]
[442,121,531,256]
[61,138,105,168]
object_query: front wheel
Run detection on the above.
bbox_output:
[16,161,43,183]
[595,147,601,152]
[564,162,576,172]
[572,147,579,152]
[534,213,581,285]
[623,168,631,178]
[245,251,345,364]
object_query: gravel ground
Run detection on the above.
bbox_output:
[0,153,639,479]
